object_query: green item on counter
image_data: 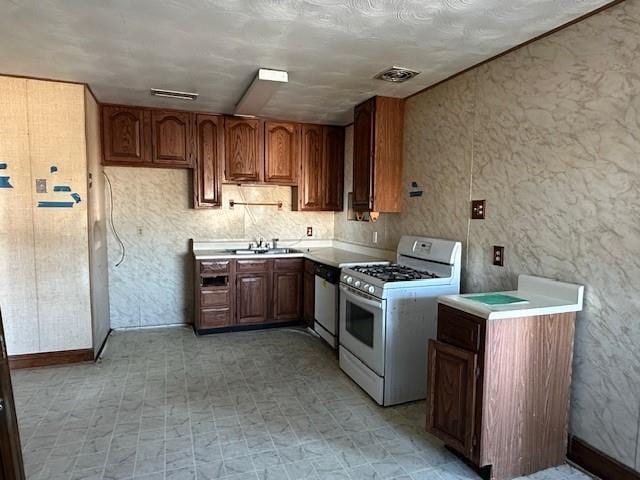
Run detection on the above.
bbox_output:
[467,293,528,305]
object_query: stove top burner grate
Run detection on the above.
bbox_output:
[351,264,439,282]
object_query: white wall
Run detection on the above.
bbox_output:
[105,167,335,328]
[0,77,93,355]
[335,1,640,470]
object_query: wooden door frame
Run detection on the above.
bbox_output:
[0,312,26,480]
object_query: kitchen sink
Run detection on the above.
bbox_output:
[226,248,300,255]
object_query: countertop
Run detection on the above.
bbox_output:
[303,247,388,268]
[192,241,391,268]
[438,274,584,320]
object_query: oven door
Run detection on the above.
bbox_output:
[339,284,386,376]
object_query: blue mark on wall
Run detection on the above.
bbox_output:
[0,162,13,188]
[37,201,75,208]
[34,166,82,208]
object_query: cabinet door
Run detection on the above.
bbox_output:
[272,271,302,322]
[303,271,315,326]
[265,121,299,185]
[236,273,269,325]
[322,126,344,211]
[102,105,150,164]
[151,110,193,166]
[194,114,224,208]
[225,117,264,182]
[299,124,324,210]
[352,98,374,211]
[426,340,477,458]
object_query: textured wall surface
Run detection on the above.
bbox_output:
[335,0,640,470]
[0,1,612,124]
[0,77,93,355]
[105,167,334,328]
[0,77,38,355]
[85,88,110,355]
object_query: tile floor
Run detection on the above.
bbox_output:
[11,327,593,480]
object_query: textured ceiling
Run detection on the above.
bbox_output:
[0,0,612,124]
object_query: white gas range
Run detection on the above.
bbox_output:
[338,236,462,406]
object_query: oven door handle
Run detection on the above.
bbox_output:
[340,285,383,309]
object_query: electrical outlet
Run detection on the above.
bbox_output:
[471,200,486,219]
[372,231,378,244]
[306,226,313,237]
[493,246,505,266]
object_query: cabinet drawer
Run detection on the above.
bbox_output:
[200,260,230,275]
[236,259,270,273]
[273,258,303,272]
[200,308,231,328]
[437,304,482,352]
[200,288,231,307]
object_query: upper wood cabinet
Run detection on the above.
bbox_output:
[193,114,224,208]
[323,126,345,211]
[265,121,299,185]
[293,124,345,212]
[101,104,345,205]
[352,96,404,213]
[102,105,192,168]
[224,117,264,183]
[102,105,150,165]
[297,124,324,210]
[150,110,193,167]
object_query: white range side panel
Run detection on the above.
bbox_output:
[0,77,39,355]
[383,282,461,406]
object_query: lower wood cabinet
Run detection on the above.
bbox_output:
[195,257,305,332]
[426,340,477,458]
[272,271,302,322]
[236,273,269,325]
[427,303,577,480]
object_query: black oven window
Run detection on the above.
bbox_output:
[346,301,374,348]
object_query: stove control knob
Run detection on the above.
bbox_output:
[368,286,375,294]
[346,276,353,284]
[354,281,361,288]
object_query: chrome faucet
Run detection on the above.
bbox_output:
[272,238,279,249]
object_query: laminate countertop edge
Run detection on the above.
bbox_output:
[438,274,584,320]
[193,247,390,269]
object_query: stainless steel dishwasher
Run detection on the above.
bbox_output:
[313,263,340,348]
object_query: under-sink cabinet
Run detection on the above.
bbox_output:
[194,257,304,333]
[426,303,576,480]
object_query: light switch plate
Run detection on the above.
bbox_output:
[471,200,486,219]
[306,226,313,237]
[493,246,505,266]
[36,179,47,193]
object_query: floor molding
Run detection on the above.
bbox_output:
[568,435,640,480]
[9,348,94,369]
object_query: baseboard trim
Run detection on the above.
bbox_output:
[94,329,112,360]
[568,435,640,480]
[9,348,94,369]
